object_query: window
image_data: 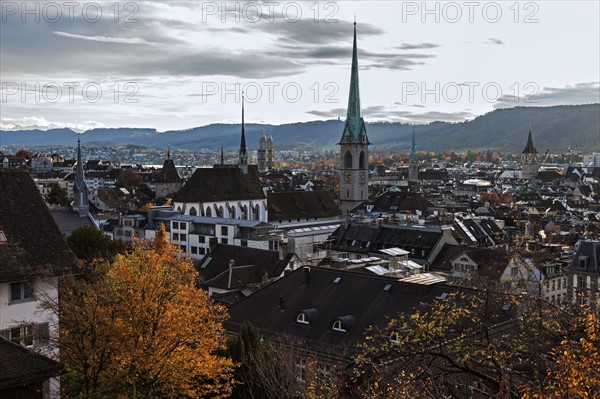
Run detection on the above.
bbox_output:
[199,247,206,255]
[173,233,179,241]
[359,151,365,169]
[125,230,131,237]
[191,246,198,254]
[344,151,352,169]
[511,267,519,276]
[332,320,346,332]
[221,226,228,236]
[269,240,279,251]
[199,236,206,243]
[389,331,400,343]
[173,221,179,229]
[296,313,309,324]
[124,220,133,227]
[189,207,197,216]
[179,245,186,252]
[221,238,228,245]
[10,281,34,302]
[0,323,47,347]
[180,234,186,241]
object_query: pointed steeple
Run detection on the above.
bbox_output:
[73,135,89,216]
[220,143,224,165]
[522,130,538,154]
[167,147,171,159]
[239,93,248,174]
[340,22,368,143]
[409,129,417,163]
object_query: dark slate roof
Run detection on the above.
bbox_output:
[225,267,479,361]
[50,210,95,236]
[197,244,293,290]
[432,245,512,279]
[569,240,600,275]
[155,159,182,183]
[0,338,62,389]
[175,165,265,202]
[369,191,433,215]
[522,131,538,154]
[267,190,338,221]
[0,169,79,283]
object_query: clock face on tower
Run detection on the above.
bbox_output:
[344,172,352,182]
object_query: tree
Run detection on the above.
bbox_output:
[56,225,234,398]
[226,322,297,399]
[47,183,70,206]
[67,225,126,262]
[350,287,578,399]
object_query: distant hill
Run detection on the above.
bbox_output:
[1,104,598,153]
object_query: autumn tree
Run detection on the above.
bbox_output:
[66,225,126,262]
[350,288,578,399]
[55,225,234,398]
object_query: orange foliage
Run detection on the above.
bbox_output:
[58,224,233,398]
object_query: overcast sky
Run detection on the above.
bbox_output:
[1,0,599,132]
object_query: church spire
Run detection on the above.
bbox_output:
[409,128,417,162]
[522,130,538,154]
[73,135,89,217]
[340,21,368,143]
[239,93,248,173]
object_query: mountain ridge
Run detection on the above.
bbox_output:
[1,104,598,153]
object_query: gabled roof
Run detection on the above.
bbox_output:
[267,190,338,221]
[0,338,62,389]
[174,166,265,203]
[0,170,79,283]
[369,191,433,215]
[225,267,472,360]
[197,244,293,290]
[569,240,600,275]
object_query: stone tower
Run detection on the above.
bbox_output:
[521,130,539,180]
[73,136,89,217]
[339,22,370,217]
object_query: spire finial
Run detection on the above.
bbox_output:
[167,146,170,159]
[354,14,356,26]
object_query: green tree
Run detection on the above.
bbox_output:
[47,183,70,206]
[67,225,125,262]
[56,225,234,398]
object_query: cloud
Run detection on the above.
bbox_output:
[53,31,163,45]
[494,82,600,108]
[485,38,504,45]
[307,106,475,123]
[397,43,440,50]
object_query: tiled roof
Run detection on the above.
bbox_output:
[174,166,265,203]
[0,338,62,389]
[225,267,496,361]
[369,191,433,215]
[197,244,293,290]
[267,190,338,221]
[0,169,79,283]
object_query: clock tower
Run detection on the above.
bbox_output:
[339,22,370,217]
[521,129,539,180]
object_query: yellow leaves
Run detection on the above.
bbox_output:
[59,235,234,398]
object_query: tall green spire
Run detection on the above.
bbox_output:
[341,22,367,142]
[409,129,417,162]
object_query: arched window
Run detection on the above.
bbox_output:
[253,204,260,220]
[230,207,236,219]
[332,320,345,332]
[296,313,309,324]
[359,151,365,169]
[344,151,352,169]
[205,207,212,217]
[217,206,224,218]
[189,207,197,216]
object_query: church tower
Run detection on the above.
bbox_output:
[521,129,539,179]
[73,136,89,217]
[408,129,419,183]
[339,22,370,217]
[238,94,248,174]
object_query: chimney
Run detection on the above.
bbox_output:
[227,259,235,289]
[279,238,288,261]
[303,266,311,284]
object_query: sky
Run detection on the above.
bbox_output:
[1,0,599,132]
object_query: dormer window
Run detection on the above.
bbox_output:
[296,308,318,325]
[579,256,589,270]
[332,320,345,332]
[296,313,309,324]
[331,314,355,333]
[0,230,7,244]
[389,331,400,343]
